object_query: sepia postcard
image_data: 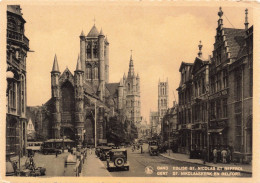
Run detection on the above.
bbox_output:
[0,1,259,183]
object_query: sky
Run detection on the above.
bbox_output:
[18,2,253,124]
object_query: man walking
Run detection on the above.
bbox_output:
[213,148,217,164]
[202,147,207,164]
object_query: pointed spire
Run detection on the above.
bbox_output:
[76,54,82,71]
[198,40,203,58]
[123,73,126,80]
[52,54,60,72]
[128,50,134,77]
[105,35,109,43]
[80,30,85,37]
[100,28,104,36]
[119,78,124,86]
[245,8,249,30]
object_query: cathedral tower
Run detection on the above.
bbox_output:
[80,24,109,98]
[158,78,169,129]
[51,55,61,139]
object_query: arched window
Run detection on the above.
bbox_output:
[94,67,98,79]
[21,75,25,113]
[87,43,91,59]
[128,83,130,92]
[93,42,98,58]
[86,66,91,79]
[161,99,163,106]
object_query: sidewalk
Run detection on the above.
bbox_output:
[160,151,252,174]
[80,150,111,177]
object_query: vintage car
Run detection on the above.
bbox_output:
[99,146,112,161]
[107,143,116,149]
[107,149,129,171]
[42,147,62,155]
[148,140,159,156]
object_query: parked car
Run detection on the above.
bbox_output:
[107,143,116,149]
[42,147,62,155]
[100,146,112,161]
[107,149,129,171]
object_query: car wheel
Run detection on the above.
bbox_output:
[43,151,47,155]
[114,157,125,168]
[126,166,129,171]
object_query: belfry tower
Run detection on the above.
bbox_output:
[158,78,169,130]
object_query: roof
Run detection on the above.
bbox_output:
[106,83,119,96]
[7,5,23,17]
[87,25,99,38]
[52,55,60,72]
[179,61,193,72]
[83,82,97,96]
[223,28,245,59]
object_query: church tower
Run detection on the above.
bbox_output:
[125,52,141,124]
[51,55,61,139]
[80,24,109,100]
[158,78,169,130]
[74,56,84,146]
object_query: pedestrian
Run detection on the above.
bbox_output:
[227,147,231,164]
[89,147,92,155]
[56,150,58,158]
[213,148,217,164]
[141,145,143,154]
[221,149,227,164]
[202,147,207,164]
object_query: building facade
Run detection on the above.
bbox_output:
[177,62,193,154]
[27,24,142,146]
[190,41,210,152]
[161,102,178,151]
[175,7,253,163]
[208,7,253,162]
[6,5,30,160]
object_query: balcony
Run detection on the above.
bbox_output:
[7,29,29,49]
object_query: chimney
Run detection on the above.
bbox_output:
[198,40,203,58]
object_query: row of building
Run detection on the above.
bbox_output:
[6,5,142,161]
[160,7,253,163]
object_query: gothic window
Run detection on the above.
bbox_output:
[210,76,215,94]
[128,83,130,92]
[222,98,227,118]
[235,69,242,101]
[164,99,167,107]
[86,66,91,79]
[87,43,91,59]
[21,75,25,113]
[9,82,16,109]
[223,69,228,89]
[216,100,221,119]
[202,77,206,94]
[161,99,163,106]
[162,88,165,95]
[210,101,216,120]
[93,42,98,58]
[94,67,98,79]
[61,81,74,112]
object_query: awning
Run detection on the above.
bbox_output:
[208,128,224,133]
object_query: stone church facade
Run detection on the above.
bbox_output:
[28,24,142,146]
